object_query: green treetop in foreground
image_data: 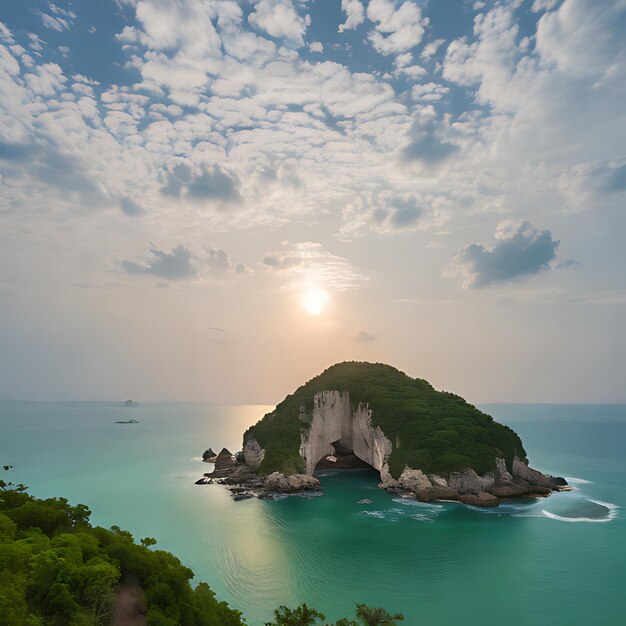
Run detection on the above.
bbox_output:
[245,361,527,478]
[0,482,403,625]
[0,483,243,626]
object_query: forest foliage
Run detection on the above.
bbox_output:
[0,485,243,626]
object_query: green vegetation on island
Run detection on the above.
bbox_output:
[245,361,527,478]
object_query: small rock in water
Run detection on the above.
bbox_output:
[215,448,236,470]
[202,448,217,462]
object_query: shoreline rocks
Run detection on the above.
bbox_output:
[379,457,567,507]
[195,460,322,501]
[194,454,566,506]
[197,436,567,506]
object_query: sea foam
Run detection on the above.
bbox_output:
[542,497,619,523]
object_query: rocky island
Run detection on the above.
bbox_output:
[196,362,567,506]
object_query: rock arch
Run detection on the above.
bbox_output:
[298,391,393,475]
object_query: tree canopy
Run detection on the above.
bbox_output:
[0,486,243,626]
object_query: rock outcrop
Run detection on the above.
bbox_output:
[375,455,565,507]
[264,472,321,493]
[202,448,217,462]
[243,439,265,468]
[194,462,321,500]
[214,448,235,470]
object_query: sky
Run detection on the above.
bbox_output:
[0,0,625,405]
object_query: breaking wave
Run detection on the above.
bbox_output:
[542,498,618,523]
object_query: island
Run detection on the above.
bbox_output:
[196,362,567,506]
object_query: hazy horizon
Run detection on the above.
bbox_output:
[1,0,625,405]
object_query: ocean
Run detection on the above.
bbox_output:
[1,401,624,625]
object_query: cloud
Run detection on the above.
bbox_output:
[580,160,626,194]
[248,0,308,47]
[339,0,365,32]
[531,0,560,11]
[0,23,14,44]
[411,82,449,102]
[441,0,626,174]
[400,121,459,167]
[309,41,323,53]
[24,63,66,96]
[48,3,77,19]
[556,259,583,269]
[393,53,427,78]
[371,192,423,231]
[205,247,231,274]
[122,244,197,280]
[161,163,240,203]
[120,196,145,217]
[367,0,427,55]
[340,189,449,238]
[559,159,626,209]
[420,38,445,61]
[261,241,366,291]
[353,331,377,342]
[33,8,72,32]
[449,221,563,288]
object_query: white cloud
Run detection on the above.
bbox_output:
[248,0,308,47]
[33,8,71,32]
[24,63,66,96]
[535,0,626,81]
[411,82,449,102]
[531,0,560,12]
[442,0,626,176]
[48,3,77,19]
[0,22,14,44]
[27,33,45,52]
[262,242,366,291]
[309,41,323,53]
[341,189,450,237]
[420,38,445,61]
[338,0,365,32]
[367,0,427,55]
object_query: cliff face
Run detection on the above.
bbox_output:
[298,390,393,475]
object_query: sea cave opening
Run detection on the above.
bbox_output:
[314,438,375,471]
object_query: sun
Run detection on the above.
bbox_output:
[300,287,330,316]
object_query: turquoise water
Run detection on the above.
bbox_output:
[1,402,624,625]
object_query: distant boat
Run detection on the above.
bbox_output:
[115,419,139,424]
[124,400,138,407]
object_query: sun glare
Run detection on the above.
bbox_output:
[300,287,330,316]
